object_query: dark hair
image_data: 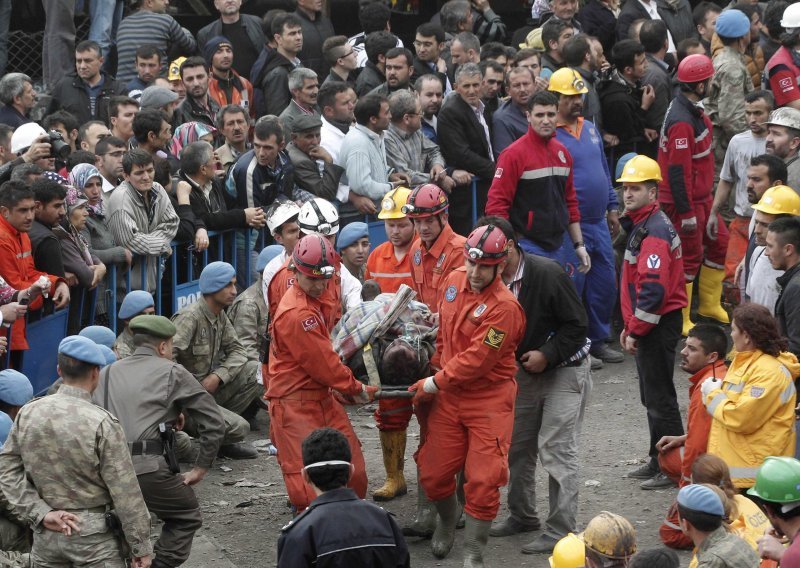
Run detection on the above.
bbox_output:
[506,66,535,85]
[440,0,471,33]
[354,93,387,126]
[57,353,98,381]
[301,427,351,491]
[628,548,680,568]
[132,108,165,144]
[271,13,302,37]
[765,1,789,40]
[109,95,139,119]
[135,44,160,61]
[414,73,443,93]
[95,136,126,156]
[78,120,107,143]
[480,41,507,61]
[43,110,79,134]
[216,104,248,130]
[687,324,728,361]
[639,20,668,53]
[153,157,172,188]
[261,9,286,37]
[318,81,351,112]
[676,38,703,62]
[0,180,34,209]
[732,2,757,21]
[611,40,645,71]
[385,47,413,67]
[479,59,504,76]
[122,148,154,175]
[692,2,721,27]
[9,164,43,183]
[179,56,207,79]
[365,31,398,65]
[542,18,570,52]
[678,499,723,532]
[769,216,800,255]
[454,31,480,54]
[732,303,788,356]
[0,124,12,147]
[359,2,391,34]
[562,34,591,67]
[745,89,775,108]
[31,178,67,204]
[750,153,788,185]
[476,215,514,242]
[513,48,540,66]
[254,116,284,144]
[66,150,97,171]
[322,35,350,65]
[76,39,102,56]
[527,90,559,111]
[417,22,445,44]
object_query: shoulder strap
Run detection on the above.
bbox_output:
[102,365,111,410]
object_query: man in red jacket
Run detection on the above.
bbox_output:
[658,54,729,336]
[0,181,69,363]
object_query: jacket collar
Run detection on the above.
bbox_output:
[0,214,21,238]
[309,487,359,507]
[626,203,660,224]
[426,223,458,259]
[689,361,725,387]
[777,261,800,289]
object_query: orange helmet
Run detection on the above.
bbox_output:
[402,184,449,218]
[464,224,508,265]
[676,54,714,83]
[292,234,337,279]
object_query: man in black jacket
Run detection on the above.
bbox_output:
[767,217,800,359]
[355,31,396,97]
[252,13,304,117]
[413,23,450,93]
[483,216,590,556]
[47,40,126,126]
[294,0,335,78]
[197,0,265,78]
[30,178,68,282]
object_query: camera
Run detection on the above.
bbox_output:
[47,130,71,160]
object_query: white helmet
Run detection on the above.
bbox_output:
[782,3,800,30]
[11,123,47,154]
[267,201,301,235]
[298,198,340,236]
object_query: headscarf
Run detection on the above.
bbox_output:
[170,122,217,159]
[68,163,104,217]
[61,185,94,266]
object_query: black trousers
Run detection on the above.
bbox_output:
[634,309,685,468]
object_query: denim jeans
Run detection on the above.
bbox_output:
[88,0,123,62]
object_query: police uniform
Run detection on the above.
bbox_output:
[94,315,225,567]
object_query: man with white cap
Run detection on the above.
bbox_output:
[262,202,302,295]
[113,290,156,359]
[171,261,263,449]
[0,335,153,567]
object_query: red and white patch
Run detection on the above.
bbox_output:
[779,77,794,91]
[675,138,688,149]
[302,317,319,332]
[494,168,503,178]
[646,254,661,269]
[558,150,567,163]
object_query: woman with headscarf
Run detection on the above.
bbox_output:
[168,121,217,172]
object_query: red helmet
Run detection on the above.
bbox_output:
[402,184,448,218]
[292,234,337,279]
[676,54,714,83]
[464,225,508,265]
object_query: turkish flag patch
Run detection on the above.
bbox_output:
[302,317,319,332]
[675,138,688,149]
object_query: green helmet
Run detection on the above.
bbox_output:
[747,457,800,503]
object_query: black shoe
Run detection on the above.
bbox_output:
[218,443,259,460]
[489,516,541,537]
[640,472,677,490]
[521,533,559,554]
[242,400,262,432]
[626,462,659,479]
[590,344,624,363]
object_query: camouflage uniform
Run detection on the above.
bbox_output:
[94,344,225,567]
[0,495,30,567]
[706,46,754,164]
[695,525,760,567]
[227,279,268,364]
[113,327,135,360]
[0,385,152,567]
[171,299,261,416]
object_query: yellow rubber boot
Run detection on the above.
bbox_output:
[682,282,695,337]
[697,265,730,324]
[372,430,408,501]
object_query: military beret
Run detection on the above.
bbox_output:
[199,261,236,294]
[119,290,155,320]
[0,369,33,406]
[257,245,284,273]
[59,336,106,367]
[677,484,724,517]
[336,222,369,252]
[715,9,751,39]
[79,325,117,349]
[97,344,117,366]
[291,114,323,133]
[129,315,176,339]
[0,412,12,449]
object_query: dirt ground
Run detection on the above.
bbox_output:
[193,351,696,567]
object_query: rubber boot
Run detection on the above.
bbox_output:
[697,264,730,324]
[682,282,695,337]
[463,514,492,568]
[402,477,437,538]
[372,430,408,501]
[431,493,460,559]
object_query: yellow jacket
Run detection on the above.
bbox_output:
[706,349,799,488]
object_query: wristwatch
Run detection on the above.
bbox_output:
[573,240,585,249]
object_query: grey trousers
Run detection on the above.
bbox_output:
[42,0,75,89]
[505,359,592,539]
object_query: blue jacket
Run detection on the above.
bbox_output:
[225,150,310,210]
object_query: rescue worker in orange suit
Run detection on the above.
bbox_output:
[657,324,728,549]
[267,234,378,513]
[657,54,730,336]
[364,186,418,502]
[410,224,526,567]
[402,183,467,538]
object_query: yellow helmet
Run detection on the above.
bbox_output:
[378,186,413,219]
[519,27,545,50]
[549,533,586,568]
[616,155,663,184]
[580,511,637,560]
[751,185,800,216]
[548,68,589,96]
[168,57,187,81]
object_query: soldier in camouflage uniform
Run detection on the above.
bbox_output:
[0,411,30,567]
[94,315,226,568]
[0,336,153,567]
[171,262,261,459]
[113,291,155,360]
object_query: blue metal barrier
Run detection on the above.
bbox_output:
[20,308,68,394]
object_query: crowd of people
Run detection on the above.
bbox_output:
[0,0,800,566]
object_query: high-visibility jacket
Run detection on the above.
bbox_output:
[409,224,465,311]
[706,349,800,488]
[364,239,416,294]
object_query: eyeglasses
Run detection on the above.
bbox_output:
[340,50,355,58]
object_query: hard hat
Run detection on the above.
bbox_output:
[168,56,187,81]
[464,224,508,265]
[519,27,544,50]
[716,9,751,39]
[747,456,800,503]
[402,184,448,218]
[616,154,663,183]
[751,185,800,216]
[549,533,586,568]
[298,197,340,236]
[615,152,638,182]
[10,123,47,154]
[548,67,589,96]
[782,2,800,30]
[292,234,337,279]
[267,201,301,235]
[676,54,714,83]
[580,511,637,560]
[766,107,800,131]
[378,186,412,220]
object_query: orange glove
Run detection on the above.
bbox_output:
[408,377,437,404]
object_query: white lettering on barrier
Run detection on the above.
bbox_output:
[176,291,202,310]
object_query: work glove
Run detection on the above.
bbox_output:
[337,384,379,405]
[409,377,438,404]
[700,377,722,402]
